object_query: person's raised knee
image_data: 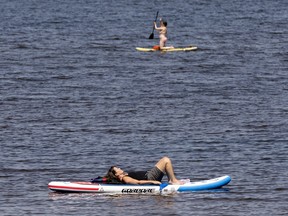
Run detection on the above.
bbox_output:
[162,156,171,163]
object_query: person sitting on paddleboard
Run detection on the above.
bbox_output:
[105,156,183,185]
[154,18,174,50]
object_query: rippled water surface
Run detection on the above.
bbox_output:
[1,0,287,215]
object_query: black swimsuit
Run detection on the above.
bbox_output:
[127,171,148,180]
[127,167,164,182]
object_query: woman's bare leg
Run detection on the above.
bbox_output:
[159,39,174,50]
[155,157,181,184]
[159,38,165,49]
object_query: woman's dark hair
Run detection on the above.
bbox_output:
[109,166,116,175]
[104,166,122,183]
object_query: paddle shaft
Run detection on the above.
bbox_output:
[149,11,159,39]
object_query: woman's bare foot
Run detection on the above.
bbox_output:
[169,180,184,185]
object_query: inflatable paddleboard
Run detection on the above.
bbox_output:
[136,46,197,52]
[48,175,231,194]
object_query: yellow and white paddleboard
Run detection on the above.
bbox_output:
[136,46,197,52]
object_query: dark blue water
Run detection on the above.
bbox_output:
[1,0,287,215]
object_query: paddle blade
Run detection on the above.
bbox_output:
[149,33,154,39]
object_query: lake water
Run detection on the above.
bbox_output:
[1,0,287,215]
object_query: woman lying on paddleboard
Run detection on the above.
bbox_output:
[154,18,174,50]
[105,157,184,185]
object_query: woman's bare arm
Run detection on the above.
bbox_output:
[154,22,163,31]
[122,176,161,185]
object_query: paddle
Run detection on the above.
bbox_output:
[149,11,159,39]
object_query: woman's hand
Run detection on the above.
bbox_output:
[151,181,161,185]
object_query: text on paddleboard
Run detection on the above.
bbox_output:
[121,188,155,193]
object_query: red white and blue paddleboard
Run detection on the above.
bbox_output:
[48,175,231,194]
